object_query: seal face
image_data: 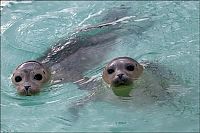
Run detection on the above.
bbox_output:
[11,61,50,96]
[103,57,143,87]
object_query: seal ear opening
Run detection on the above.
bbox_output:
[136,63,144,78]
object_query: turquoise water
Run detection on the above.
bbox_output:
[1,1,199,132]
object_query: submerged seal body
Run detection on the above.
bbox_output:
[101,57,180,101]
[68,57,180,118]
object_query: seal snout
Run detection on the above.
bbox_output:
[24,85,31,91]
[117,73,124,79]
[113,73,132,87]
[23,86,31,96]
[24,85,31,95]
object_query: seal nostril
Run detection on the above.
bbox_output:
[24,86,31,91]
[117,74,124,79]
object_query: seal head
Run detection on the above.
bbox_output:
[11,61,50,96]
[102,57,143,96]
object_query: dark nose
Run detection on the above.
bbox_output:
[117,74,124,79]
[24,86,31,91]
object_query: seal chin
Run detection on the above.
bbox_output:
[18,89,31,96]
[24,89,32,96]
[25,92,32,96]
[18,87,39,96]
[111,79,133,87]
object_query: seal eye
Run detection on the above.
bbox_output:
[34,74,43,81]
[126,65,134,71]
[15,76,22,82]
[107,68,115,74]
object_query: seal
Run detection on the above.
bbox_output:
[102,57,144,97]
[68,57,182,119]
[102,56,180,98]
[11,61,50,95]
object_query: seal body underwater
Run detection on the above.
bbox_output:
[68,56,182,120]
[101,56,182,103]
[11,5,153,95]
[68,56,180,108]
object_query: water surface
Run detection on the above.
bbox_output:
[1,1,199,132]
